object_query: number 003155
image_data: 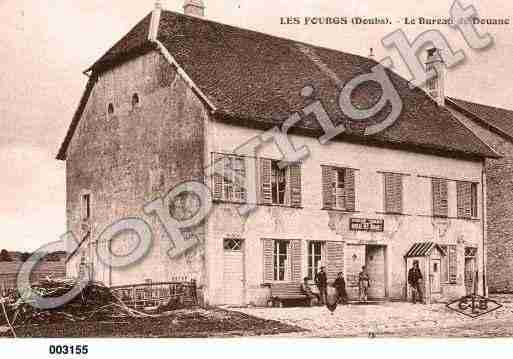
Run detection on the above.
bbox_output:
[49,345,88,355]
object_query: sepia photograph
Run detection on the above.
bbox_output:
[1,0,513,355]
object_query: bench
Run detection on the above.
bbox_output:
[266,282,317,307]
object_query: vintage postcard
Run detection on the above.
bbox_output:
[1,0,513,354]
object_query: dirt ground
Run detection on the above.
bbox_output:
[233,294,513,338]
[0,307,304,338]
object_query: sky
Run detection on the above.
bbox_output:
[1,0,512,251]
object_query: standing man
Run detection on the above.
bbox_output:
[315,266,328,305]
[334,272,348,304]
[358,266,370,302]
[408,260,424,304]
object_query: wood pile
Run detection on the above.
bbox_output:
[0,278,179,331]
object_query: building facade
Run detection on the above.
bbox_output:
[59,3,496,305]
[447,98,513,293]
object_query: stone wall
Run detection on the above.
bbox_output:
[65,51,208,291]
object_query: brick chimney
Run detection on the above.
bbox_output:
[184,0,205,17]
[425,48,445,106]
[148,1,162,41]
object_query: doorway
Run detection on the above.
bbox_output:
[222,238,245,305]
[365,245,387,299]
[430,259,441,293]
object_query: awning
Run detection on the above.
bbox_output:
[405,242,446,258]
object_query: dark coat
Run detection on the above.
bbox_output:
[408,267,423,285]
[315,271,328,288]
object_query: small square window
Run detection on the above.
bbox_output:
[224,238,242,251]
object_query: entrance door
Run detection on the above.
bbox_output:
[465,257,476,295]
[430,259,441,293]
[222,238,244,305]
[365,245,386,299]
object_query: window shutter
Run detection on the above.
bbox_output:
[456,181,472,218]
[260,158,272,205]
[345,168,356,211]
[384,173,403,213]
[322,166,335,209]
[326,241,344,282]
[289,164,302,207]
[432,178,448,217]
[448,245,457,284]
[262,239,274,282]
[212,153,223,201]
[290,240,302,282]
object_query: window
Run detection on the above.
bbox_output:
[224,238,242,251]
[107,103,114,115]
[307,241,324,280]
[132,93,140,108]
[432,178,448,217]
[322,166,355,211]
[82,193,91,221]
[273,240,290,281]
[212,154,246,203]
[383,173,403,214]
[271,161,287,205]
[260,159,302,207]
[457,181,478,219]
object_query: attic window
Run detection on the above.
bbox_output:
[132,93,140,108]
[108,103,115,115]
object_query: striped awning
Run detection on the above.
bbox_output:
[405,242,446,258]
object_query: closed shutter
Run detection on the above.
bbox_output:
[260,158,272,205]
[456,181,472,218]
[290,240,302,282]
[345,169,356,211]
[448,245,457,284]
[212,153,223,201]
[384,173,403,213]
[432,178,448,217]
[289,164,302,207]
[262,239,274,282]
[322,166,335,209]
[326,241,344,282]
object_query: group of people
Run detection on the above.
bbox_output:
[300,261,425,305]
[300,265,371,305]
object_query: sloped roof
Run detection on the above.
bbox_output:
[57,10,499,160]
[447,97,513,142]
[405,242,446,258]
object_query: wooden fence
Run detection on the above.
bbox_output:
[110,280,197,309]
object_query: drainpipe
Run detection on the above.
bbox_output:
[481,163,488,297]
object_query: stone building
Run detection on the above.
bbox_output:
[447,97,513,293]
[57,2,497,305]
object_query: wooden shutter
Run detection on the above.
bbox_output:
[262,239,274,282]
[448,245,457,284]
[290,240,302,282]
[326,241,344,282]
[457,181,472,218]
[344,168,356,211]
[384,173,403,213]
[260,158,272,205]
[322,166,335,209]
[212,153,224,201]
[432,178,448,217]
[289,164,302,207]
